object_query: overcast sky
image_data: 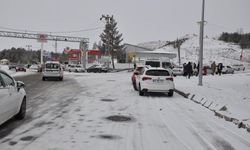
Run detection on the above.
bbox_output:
[0,0,249,52]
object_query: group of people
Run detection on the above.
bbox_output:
[183,62,194,79]
[211,61,224,76]
[182,61,224,79]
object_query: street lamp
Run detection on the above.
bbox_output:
[198,0,205,86]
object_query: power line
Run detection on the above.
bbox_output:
[0,26,103,34]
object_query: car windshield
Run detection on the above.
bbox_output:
[145,61,160,67]
[146,70,170,76]
[46,63,59,69]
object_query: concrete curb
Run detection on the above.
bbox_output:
[175,89,250,133]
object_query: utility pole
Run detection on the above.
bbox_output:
[100,14,115,69]
[175,39,181,66]
[80,40,88,69]
[41,42,44,65]
[198,0,205,86]
[55,40,58,53]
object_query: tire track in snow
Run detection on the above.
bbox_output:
[145,96,194,150]
[153,97,218,150]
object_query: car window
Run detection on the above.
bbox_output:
[0,72,15,87]
[146,70,170,76]
[145,61,160,67]
[162,62,171,68]
[46,63,59,69]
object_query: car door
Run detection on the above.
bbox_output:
[0,74,10,124]
[0,72,18,119]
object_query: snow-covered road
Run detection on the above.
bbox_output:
[0,71,250,150]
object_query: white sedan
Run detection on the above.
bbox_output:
[0,69,26,125]
[136,67,175,96]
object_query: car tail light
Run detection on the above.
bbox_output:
[166,77,173,81]
[142,76,152,81]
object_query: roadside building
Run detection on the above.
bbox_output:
[0,59,9,65]
[123,43,153,63]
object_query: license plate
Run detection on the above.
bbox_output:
[152,79,164,83]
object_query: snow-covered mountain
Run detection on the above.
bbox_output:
[138,34,250,66]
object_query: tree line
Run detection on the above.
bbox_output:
[219,32,250,49]
[0,47,40,64]
[0,47,65,64]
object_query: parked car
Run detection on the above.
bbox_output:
[136,67,175,96]
[86,64,108,73]
[131,65,144,91]
[68,64,85,72]
[222,66,234,74]
[42,61,64,81]
[231,64,245,71]
[68,64,76,72]
[15,65,26,72]
[172,65,184,76]
[0,69,26,125]
[29,64,42,72]
[76,65,86,72]
[8,64,16,70]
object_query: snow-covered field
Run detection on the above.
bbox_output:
[1,71,250,150]
[141,34,250,65]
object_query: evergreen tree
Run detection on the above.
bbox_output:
[100,15,124,69]
[92,42,98,50]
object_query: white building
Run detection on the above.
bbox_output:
[0,59,9,65]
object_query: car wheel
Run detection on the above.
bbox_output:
[133,82,138,91]
[69,70,71,72]
[15,97,26,120]
[168,90,174,97]
[42,77,46,81]
[138,84,144,96]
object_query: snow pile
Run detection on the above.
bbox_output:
[174,72,250,127]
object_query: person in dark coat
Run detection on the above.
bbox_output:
[183,63,187,77]
[186,62,193,79]
[217,63,223,76]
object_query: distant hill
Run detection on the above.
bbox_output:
[137,34,250,66]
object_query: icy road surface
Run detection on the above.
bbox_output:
[0,72,250,150]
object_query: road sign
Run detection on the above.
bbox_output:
[37,34,48,43]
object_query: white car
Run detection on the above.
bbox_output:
[0,69,26,125]
[172,65,184,76]
[136,67,175,96]
[42,61,64,81]
[75,64,85,72]
[231,64,245,71]
[222,66,234,74]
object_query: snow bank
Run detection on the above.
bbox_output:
[174,72,250,127]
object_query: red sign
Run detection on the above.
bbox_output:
[37,34,48,42]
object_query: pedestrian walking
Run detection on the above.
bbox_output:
[211,61,216,75]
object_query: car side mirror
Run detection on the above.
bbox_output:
[16,81,25,91]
